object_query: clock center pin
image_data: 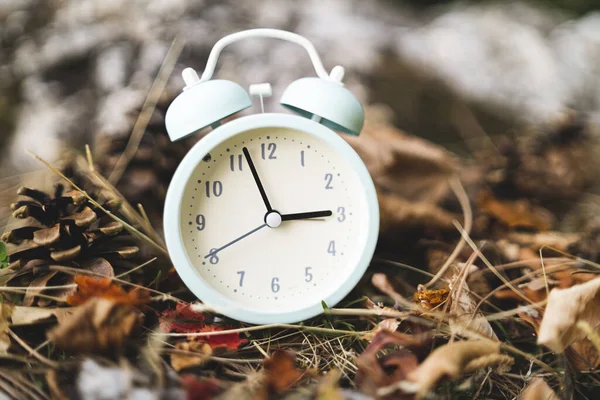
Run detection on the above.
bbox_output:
[265,211,282,228]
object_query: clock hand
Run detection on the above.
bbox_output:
[243,147,272,212]
[205,223,268,258]
[281,210,332,221]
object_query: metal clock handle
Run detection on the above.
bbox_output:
[197,29,337,83]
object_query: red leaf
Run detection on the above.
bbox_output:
[160,303,205,333]
[199,325,247,351]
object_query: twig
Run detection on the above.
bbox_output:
[108,36,185,184]
[7,329,58,368]
[163,324,366,338]
[423,176,472,288]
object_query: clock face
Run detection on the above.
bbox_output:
[177,125,371,314]
[165,114,378,322]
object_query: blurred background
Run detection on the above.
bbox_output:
[1,0,600,231]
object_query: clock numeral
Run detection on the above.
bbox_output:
[300,150,305,167]
[324,173,334,190]
[195,214,206,231]
[337,207,346,222]
[205,181,223,198]
[237,271,245,287]
[261,143,277,160]
[271,277,280,293]
[208,248,219,264]
[229,154,243,171]
[304,267,313,283]
[327,240,336,256]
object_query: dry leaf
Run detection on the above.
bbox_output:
[449,275,497,340]
[0,303,13,354]
[478,191,554,231]
[263,350,304,396]
[362,318,400,342]
[413,288,449,310]
[181,376,222,400]
[566,339,600,371]
[170,341,212,371]
[406,340,505,398]
[346,110,459,237]
[537,278,600,353]
[10,306,73,325]
[346,109,458,203]
[355,329,428,396]
[518,377,559,400]
[66,275,148,306]
[48,298,142,353]
[23,271,57,306]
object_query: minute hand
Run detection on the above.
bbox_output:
[281,210,332,221]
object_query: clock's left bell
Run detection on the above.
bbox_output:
[165,68,252,141]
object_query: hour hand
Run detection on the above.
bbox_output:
[281,210,332,221]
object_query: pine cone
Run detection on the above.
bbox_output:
[95,93,196,230]
[2,184,139,306]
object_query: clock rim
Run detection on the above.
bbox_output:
[164,113,379,324]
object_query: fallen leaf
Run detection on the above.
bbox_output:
[537,278,600,353]
[566,339,600,371]
[263,350,304,396]
[346,108,458,203]
[170,341,212,371]
[346,109,459,237]
[406,340,509,398]
[355,329,428,396]
[518,377,559,400]
[160,303,206,333]
[449,273,497,340]
[10,306,73,325]
[478,190,554,231]
[48,298,142,354]
[198,325,247,351]
[0,303,14,354]
[66,275,148,306]
[413,288,449,310]
[362,318,400,342]
[160,304,246,351]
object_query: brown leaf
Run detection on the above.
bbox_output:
[0,303,14,354]
[10,306,73,325]
[171,341,212,372]
[355,329,428,396]
[566,339,600,371]
[263,350,304,396]
[518,378,559,400]
[346,108,458,203]
[478,191,554,231]
[537,278,600,353]
[346,110,459,237]
[47,298,142,353]
[362,318,400,342]
[406,340,504,398]
[449,271,497,340]
[378,192,457,235]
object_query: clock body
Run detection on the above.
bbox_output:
[164,113,379,324]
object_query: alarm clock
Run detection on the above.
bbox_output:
[163,29,379,324]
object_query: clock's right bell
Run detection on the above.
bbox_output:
[280,70,364,136]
